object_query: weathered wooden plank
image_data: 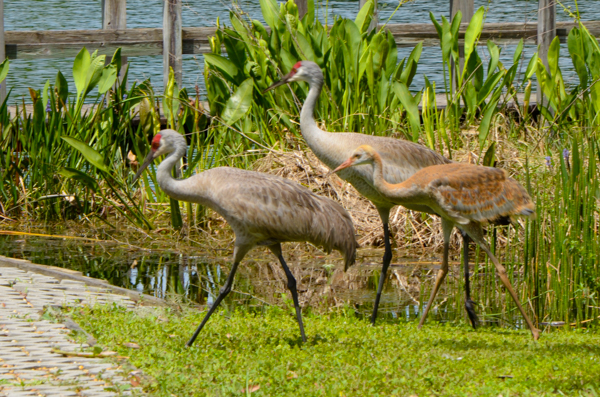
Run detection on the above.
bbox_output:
[102,0,127,79]
[0,0,6,103]
[450,0,474,91]
[2,22,599,60]
[295,0,308,20]
[102,0,127,29]
[164,0,182,87]
[538,0,556,105]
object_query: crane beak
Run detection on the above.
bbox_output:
[263,70,294,93]
[332,158,355,174]
[132,151,155,184]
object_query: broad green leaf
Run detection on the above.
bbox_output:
[477,71,503,105]
[222,78,254,125]
[61,136,109,173]
[401,43,422,86]
[355,0,373,34]
[486,41,500,77]
[110,48,122,73]
[164,67,180,129]
[41,80,50,113]
[98,64,118,94]
[344,19,362,72]
[385,32,398,78]
[259,0,278,30]
[204,53,240,83]
[73,47,91,98]
[483,142,496,167]
[547,36,560,78]
[464,7,484,68]
[32,93,44,133]
[252,20,269,41]
[568,30,588,87]
[478,98,499,149]
[295,31,316,62]
[84,55,107,97]
[464,82,477,116]
[440,17,453,62]
[56,71,69,105]
[513,39,524,64]
[170,198,183,230]
[429,12,442,39]
[0,59,9,84]
[524,52,538,80]
[393,82,420,141]
[303,0,315,26]
[280,48,296,74]
[58,167,99,192]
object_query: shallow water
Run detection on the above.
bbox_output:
[0,232,473,324]
[4,0,599,101]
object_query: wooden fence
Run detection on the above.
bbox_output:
[0,0,599,103]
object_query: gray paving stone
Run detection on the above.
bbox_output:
[0,264,146,396]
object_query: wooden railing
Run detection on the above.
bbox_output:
[0,0,598,103]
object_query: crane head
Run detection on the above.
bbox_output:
[263,61,320,93]
[333,145,378,173]
[132,133,167,183]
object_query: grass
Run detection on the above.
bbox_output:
[70,304,600,396]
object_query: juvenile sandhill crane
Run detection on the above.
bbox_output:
[264,61,480,326]
[133,129,357,346]
[333,145,540,340]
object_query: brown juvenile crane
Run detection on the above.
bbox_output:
[334,145,540,340]
[133,129,357,346]
[264,60,480,326]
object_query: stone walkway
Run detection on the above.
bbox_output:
[0,265,144,396]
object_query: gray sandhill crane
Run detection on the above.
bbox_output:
[133,129,357,346]
[334,145,540,340]
[264,60,479,326]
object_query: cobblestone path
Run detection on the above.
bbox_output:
[0,265,144,396]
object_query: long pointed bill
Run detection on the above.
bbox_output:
[332,158,355,174]
[132,151,156,183]
[263,70,295,93]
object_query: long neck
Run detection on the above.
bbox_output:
[156,143,194,202]
[300,78,322,134]
[299,78,343,167]
[370,153,416,203]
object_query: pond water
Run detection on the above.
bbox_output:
[0,232,483,325]
[4,0,599,102]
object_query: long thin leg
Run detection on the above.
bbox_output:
[371,221,393,325]
[187,244,250,347]
[419,219,453,328]
[269,244,307,342]
[467,226,540,340]
[462,231,479,328]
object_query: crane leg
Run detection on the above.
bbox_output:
[270,244,307,342]
[187,245,249,347]
[467,227,540,340]
[462,231,479,329]
[419,219,453,328]
[371,222,393,325]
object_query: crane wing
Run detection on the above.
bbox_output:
[421,164,535,224]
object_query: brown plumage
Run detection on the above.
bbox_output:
[133,129,357,346]
[335,145,540,340]
[264,60,463,326]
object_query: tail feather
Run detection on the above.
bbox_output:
[310,196,358,271]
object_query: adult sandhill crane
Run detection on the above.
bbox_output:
[133,129,357,346]
[334,145,540,340]
[264,60,479,326]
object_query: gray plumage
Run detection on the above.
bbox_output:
[265,60,454,325]
[133,129,357,345]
